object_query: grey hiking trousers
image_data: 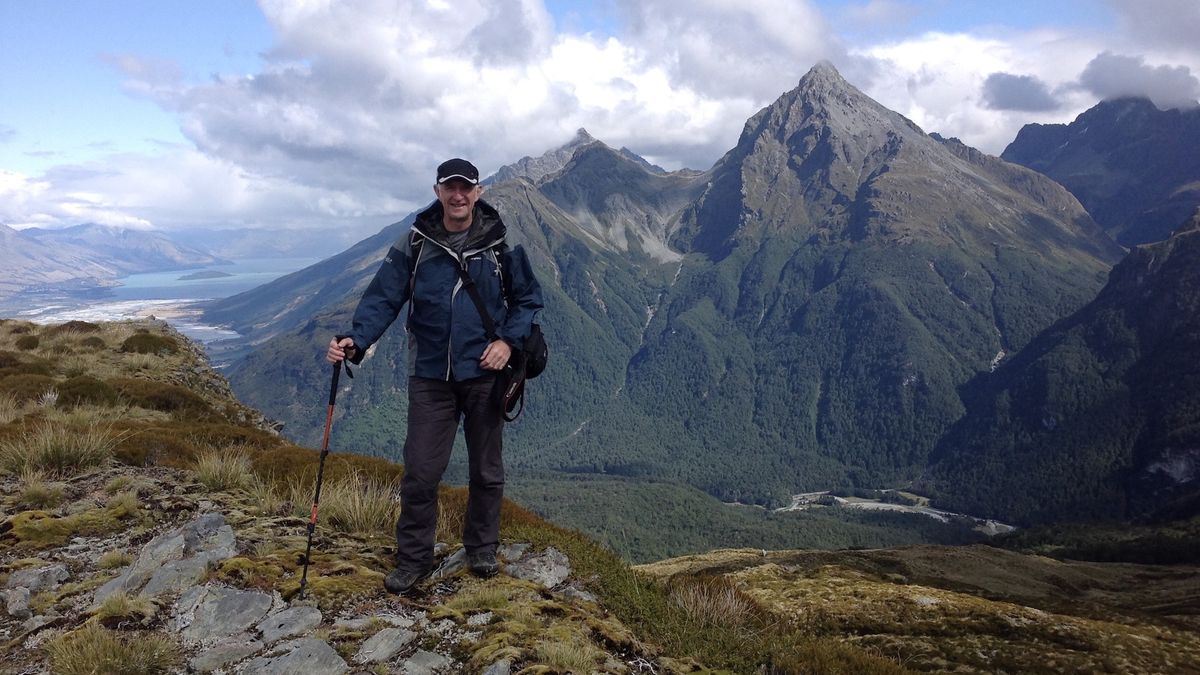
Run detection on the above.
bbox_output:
[395,374,503,572]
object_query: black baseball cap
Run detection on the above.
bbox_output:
[436,158,479,185]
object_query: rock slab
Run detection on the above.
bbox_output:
[354,627,416,664]
[506,547,570,588]
[239,637,348,675]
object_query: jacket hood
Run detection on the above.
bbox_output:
[413,199,506,252]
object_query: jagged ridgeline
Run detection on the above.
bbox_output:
[205,62,1120,506]
[1003,97,1200,247]
[932,210,1200,526]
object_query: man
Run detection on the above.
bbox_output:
[326,158,543,594]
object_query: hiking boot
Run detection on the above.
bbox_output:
[384,566,430,595]
[467,550,500,578]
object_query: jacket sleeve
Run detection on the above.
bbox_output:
[498,244,544,345]
[345,241,412,364]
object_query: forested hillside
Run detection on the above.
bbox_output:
[932,209,1200,525]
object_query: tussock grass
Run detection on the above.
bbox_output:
[92,590,156,626]
[247,475,285,515]
[192,446,254,491]
[437,487,468,544]
[668,575,766,628]
[446,583,510,611]
[106,490,141,513]
[289,471,399,536]
[0,423,119,478]
[535,637,602,673]
[16,468,66,509]
[97,550,134,569]
[0,392,20,424]
[36,388,59,408]
[46,625,179,675]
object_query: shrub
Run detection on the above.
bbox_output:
[667,575,766,628]
[0,374,56,404]
[57,376,119,408]
[8,323,32,334]
[80,336,107,349]
[0,350,22,368]
[15,335,39,351]
[0,424,119,478]
[43,320,101,337]
[0,351,53,377]
[119,333,179,355]
[111,378,210,415]
[45,625,179,675]
[192,447,254,491]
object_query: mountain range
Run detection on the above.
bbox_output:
[203,62,1171,531]
[0,223,225,300]
[1002,96,1200,247]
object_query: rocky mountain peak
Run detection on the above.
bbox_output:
[488,128,604,185]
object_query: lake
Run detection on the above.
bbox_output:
[2,257,320,345]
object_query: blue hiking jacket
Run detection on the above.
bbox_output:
[344,199,543,381]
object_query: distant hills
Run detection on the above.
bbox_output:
[1003,97,1200,247]
[207,62,1130,517]
[0,223,225,300]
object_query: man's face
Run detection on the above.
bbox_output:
[435,179,482,229]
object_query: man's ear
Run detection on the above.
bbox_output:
[433,184,440,198]
[477,185,485,196]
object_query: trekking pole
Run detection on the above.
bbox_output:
[298,359,349,599]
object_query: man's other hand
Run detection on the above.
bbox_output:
[480,339,511,371]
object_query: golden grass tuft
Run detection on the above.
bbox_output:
[535,637,603,673]
[97,550,134,569]
[191,446,254,491]
[46,625,179,675]
[0,423,120,478]
[289,470,399,536]
[16,468,66,509]
[92,590,156,627]
[0,392,20,424]
[668,575,765,628]
[247,475,285,515]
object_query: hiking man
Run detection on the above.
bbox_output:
[326,158,543,594]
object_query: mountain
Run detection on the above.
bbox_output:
[22,223,226,272]
[170,227,363,260]
[930,208,1200,525]
[0,224,122,298]
[487,128,601,184]
[206,62,1121,511]
[597,61,1121,499]
[1002,97,1200,246]
[0,223,226,301]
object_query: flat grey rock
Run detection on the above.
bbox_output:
[402,649,451,674]
[238,637,348,675]
[354,627,415,664]
[7,564,70,592]
[498,543,529,562]
[429,548,466,580]
[190,636,264,673]
[257,605,322,644]
[179,586,272,643]
[142,557,208,598]
[506,547,570,588]
[334,614,414,631]
[482,660,512,675]
[4,588,32,620]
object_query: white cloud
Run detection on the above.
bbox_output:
[1079,52,1200,109]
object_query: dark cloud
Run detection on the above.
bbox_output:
[1080,51,1200,109]
[981,72,1060,112]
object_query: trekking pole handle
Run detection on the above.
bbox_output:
[328,360,342,407]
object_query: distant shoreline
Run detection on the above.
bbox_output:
[177,270,235,281]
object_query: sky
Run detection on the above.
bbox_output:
[2,0,1199,240]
